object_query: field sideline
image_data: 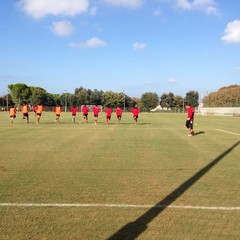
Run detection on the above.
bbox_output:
[0,111,240,239]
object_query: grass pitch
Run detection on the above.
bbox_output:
[0,111,240,239]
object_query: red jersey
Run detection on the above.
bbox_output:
[71,107,78,115]
[187,106,194,121]
[116,107,123,116]
[82,105,89,114]
[132,107,140,116]
[105,108,112,117]
[93,106,100,115]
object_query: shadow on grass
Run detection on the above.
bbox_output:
[107,140,240,240]
[194,131,205,136]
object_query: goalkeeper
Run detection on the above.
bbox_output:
[185,104,194,136]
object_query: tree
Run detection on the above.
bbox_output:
[203,85,240,107]
[173,95,184,110]
[141,92,159,111]
[8,83,31,105]
[160,92,175,109]
[185,91,199,107]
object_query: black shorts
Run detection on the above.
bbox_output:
[23,113,29,117]
[117,115,122,120]
[56,114,60,117]
[83,114,88,118]
[72,114,76,116]
[94,114,98,117]
[106,116,111,120]
[37,113,42,116]
[10,115,16,118]
[186,120,193,129]
[133,115,138,119]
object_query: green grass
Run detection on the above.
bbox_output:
[0,111,240,239]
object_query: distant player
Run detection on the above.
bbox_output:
[105,106,112,124]
[81,105,89,124]
[35,103,44,124]
[132,105,140,124]
[115,106,123,124]
[185,104,195,136]
[21,103,29,123]
[9,105,16,124]
[71,104,78,124]
[93,105,101,125]
[54,104,62,123]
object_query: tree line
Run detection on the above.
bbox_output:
[202,85,240,107]
[0,83,200,111]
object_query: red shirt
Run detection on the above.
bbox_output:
[187,107,194,121]
[93,106,100,115]
[116,107,123,116]
[71,107,78,114]
[132,107,140,116]
[82,105,89,114]
[106,108,112,117]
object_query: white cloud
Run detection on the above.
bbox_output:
[69,37,107,49]
[101,0,143,8]
[18,0,89,19]
[176,0,218,14]
[132,42,146,50]
[51,21,74,37]
[167,78,177,83]
[221,20,240,44]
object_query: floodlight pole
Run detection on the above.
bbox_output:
[65,90,67,112]
[123,90,126,112]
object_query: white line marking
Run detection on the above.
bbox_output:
[0,203,240,211]
[216,129,240,136]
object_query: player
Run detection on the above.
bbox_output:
[185,104,195,136]
[54,104,62,123]
[93,105,101,125]
[21,103,29,123]
[132,105,140,124]
[9,105,16,124]
[81,105,89,124]
[71,104,78,124]
[105,106,112,124]
[35,103,44,124]
[115,106,123,124]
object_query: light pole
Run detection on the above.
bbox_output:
[64,90,67,112]
[123,90,126,112]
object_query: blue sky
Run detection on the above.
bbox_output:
[0,0,240,97]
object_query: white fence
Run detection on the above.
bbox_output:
[199,107,240,116]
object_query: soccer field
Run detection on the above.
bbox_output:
[0,111,240,240]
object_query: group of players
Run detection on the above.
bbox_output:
[8,104,140,125]
[8,103,194,136]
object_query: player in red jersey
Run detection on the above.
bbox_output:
[115,106,123,124]
[93,105,101,125]
[105,106,112,125]
[71,104,78,124]
[81,105,89,124]
[185,104,195,136]
[132,105,140,124]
